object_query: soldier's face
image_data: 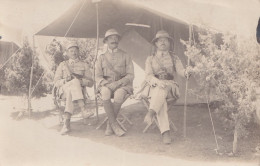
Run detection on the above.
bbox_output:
[106,35,119,50]
[155,37,170,51]
[67,47,79,60]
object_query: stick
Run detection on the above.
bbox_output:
[183,25,192,138]
[28,35,35,117]
[93,2,100,121]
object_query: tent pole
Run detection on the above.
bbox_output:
[183,25,192,138]
[93,1,100,121]
[28,35,35,117]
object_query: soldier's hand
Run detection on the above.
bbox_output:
[65,75,73,82]
[157,80,167,89]
[185,66,192,79]
[100,80,109,86]
[106,81,121,91]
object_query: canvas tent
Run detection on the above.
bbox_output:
[0,41,19,65]
[36,0,203,104]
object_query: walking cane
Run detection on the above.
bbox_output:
[183,24,192,138]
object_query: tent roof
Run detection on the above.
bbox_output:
[0,41,20,65]
[35,0,188,40]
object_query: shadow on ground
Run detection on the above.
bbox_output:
[13,99,260,163]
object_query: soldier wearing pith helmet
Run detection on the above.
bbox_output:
[95,29,134,137]
[141,30,190,144]
[54,41,94,135]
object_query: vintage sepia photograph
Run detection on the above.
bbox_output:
[0,0,260,165]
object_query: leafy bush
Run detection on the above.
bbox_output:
[45,38,96,73]
[182,31,260,152]
[4,38,48,98]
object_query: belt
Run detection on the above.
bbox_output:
[155,73,174,80]
[103,75,125,82]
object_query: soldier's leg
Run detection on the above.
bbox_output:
[156,102,170,134]
[100,87,114,135]
[60,112,72,135]
[149,87,168,112]
[70,79,84,101]
[150,87,171,132]
[150,86,171,144]
[101,87,125,136]
[64,88,74,115]
[113,88,128,116]
[60,87,73,135]
[144,86,168,125]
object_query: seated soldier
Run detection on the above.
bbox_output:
[95,29,134,137]
[141,30,190,144]
[54,41,94,135]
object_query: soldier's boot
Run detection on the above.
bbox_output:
[105,121,114,136]
[113,102,122,117]
[103,100,125,137]
[162,130,171,144]
[60,112,71,135]
[79,101,94,125]
[105,103,122,136]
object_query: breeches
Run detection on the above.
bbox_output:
[62,79,85,114]
[100,86,128,104]
[149,85,173,134]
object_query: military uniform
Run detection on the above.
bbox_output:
[144,51,185,134]
[95,47,134,136]
[54,59,93,114]
[95,48,134,102]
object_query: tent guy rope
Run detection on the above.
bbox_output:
[0,48,21,71]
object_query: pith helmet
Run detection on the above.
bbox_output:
[103,29,121,43]
[151,30,174,44]
[66,41,79,50]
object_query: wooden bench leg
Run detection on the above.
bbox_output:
[119,113,133,125]
[117,119,127,131]
[96,117,108,130]
[143,122,153,133]
[170,120,178,132]
[96,116,128,131]
[143,117,158,133]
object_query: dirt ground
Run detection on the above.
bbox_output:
[1,95,260,166]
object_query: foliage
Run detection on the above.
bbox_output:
[45,38,96,73]
[4,38,48,98]
[182,31,260,139]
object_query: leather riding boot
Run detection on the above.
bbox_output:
[113,102,122,117]
[104,102,122,136]
[103,100,125,137]
[105,121,114,136]
[162,130,171,144]
[60,112,71,135]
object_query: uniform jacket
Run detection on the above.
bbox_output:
[145,51,185,85]
[139,51,185,99]
[95,48,134,93]
[54,59,93,88]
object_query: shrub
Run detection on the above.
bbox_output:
[182,31,260,153]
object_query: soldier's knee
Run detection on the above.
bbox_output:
[72,79,81,86]
[114,89,127,103]
[100,87,112,100]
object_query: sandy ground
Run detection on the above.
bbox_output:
[0,95,259,166]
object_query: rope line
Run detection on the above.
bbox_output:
[0,48,21,71]
[205,91,220,152]
[64,0,87,38]
[30,72,45,96]
[30,0,87,96]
